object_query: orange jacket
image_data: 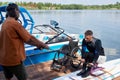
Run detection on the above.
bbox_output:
[0,17,31,66]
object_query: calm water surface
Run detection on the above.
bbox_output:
[29,10,120,61]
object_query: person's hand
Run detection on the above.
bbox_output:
[80,59,85,63]
[37,47,43,50]
[88,63,94,66]
[38,45,49,50]
[45,45,49,49]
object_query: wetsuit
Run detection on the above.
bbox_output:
[82,37,104,64]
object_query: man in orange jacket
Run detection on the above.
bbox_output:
[0,3,49,80]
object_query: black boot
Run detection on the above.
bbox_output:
[77,69,86,76]
[81,67,91,78]
[77,63,86,76]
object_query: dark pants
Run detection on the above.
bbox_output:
[82,53,94,70]
[2,62,27,80]
[84,53,94,63]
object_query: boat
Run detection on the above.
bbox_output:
[0,5,83,71]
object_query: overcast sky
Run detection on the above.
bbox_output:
[1,0,120,5]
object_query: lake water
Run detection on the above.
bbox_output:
[29,10,120,61]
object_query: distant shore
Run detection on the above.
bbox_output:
[0,2,120,10]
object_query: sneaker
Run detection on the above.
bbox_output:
[77,70,86,76]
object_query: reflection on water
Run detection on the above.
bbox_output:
[105,48,120,61]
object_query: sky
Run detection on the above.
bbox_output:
[0,0,120,5]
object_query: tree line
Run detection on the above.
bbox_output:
[0,2,120,10]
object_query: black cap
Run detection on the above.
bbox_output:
[6,3,19,12]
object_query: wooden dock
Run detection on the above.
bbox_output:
[0,61,77,80]
[0,61,120,80]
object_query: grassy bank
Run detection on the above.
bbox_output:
[0,2,120,10]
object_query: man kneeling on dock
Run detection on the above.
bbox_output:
[77,30,106,78]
